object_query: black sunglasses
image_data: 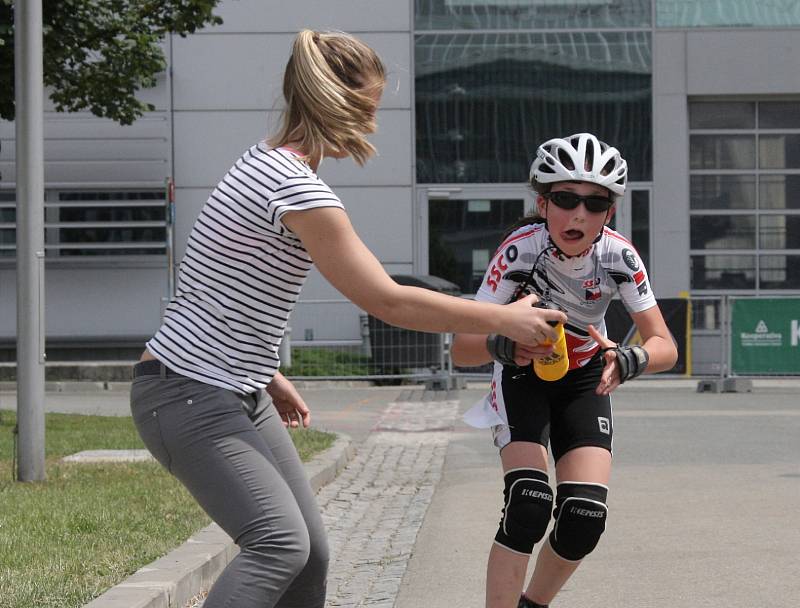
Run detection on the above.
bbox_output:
[544,191,614,214]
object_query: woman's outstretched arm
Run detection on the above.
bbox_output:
[283,207,565,346]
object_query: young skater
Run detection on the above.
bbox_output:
[129,30,563,608]
[453,133,678,608]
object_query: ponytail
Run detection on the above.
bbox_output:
[269,30,386,166]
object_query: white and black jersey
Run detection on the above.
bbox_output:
[147,144,344,393]
[476,222,657,369]
[464,221,658,438]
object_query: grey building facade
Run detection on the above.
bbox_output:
[1,1,799,370]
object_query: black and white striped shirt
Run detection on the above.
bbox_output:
[147,143,344,393]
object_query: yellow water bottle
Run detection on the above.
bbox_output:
[533,302,569,381]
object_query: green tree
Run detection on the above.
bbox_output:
[0,0,223,125]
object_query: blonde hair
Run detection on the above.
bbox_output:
[269,30,386,166]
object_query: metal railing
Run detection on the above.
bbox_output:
[280,295,799,384]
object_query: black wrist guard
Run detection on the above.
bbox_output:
[604,345,649,383]
[486,334,517,367]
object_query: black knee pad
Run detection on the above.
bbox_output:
[495,468,553,554]
[548,482,608,561]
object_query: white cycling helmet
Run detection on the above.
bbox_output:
[529,133,628,199]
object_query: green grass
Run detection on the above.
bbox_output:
[281,347,372,376]
[0,409,335,608]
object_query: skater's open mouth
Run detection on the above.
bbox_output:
[562,229,584,242]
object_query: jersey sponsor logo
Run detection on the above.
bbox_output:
[633,269,648,295]
[486,252,510,292]
[622,248,639,271]
[583,278,602,301]
[506,244,518,262]
[598,417,610,434]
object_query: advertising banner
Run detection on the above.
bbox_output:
[731,298,800,375]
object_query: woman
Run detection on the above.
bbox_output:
[130,30,563,608]
[453,133,678,608]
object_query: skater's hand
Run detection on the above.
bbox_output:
[267,372,311,428]
[588,324,621,395]
[513,342,555,367]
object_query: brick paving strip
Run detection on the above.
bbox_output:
[320,391,459,608]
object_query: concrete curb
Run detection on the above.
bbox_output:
[82,433,356,608]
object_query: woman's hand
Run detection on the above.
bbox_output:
[504,294,567,346]
[267,372,311,428]
[588,324,621,395]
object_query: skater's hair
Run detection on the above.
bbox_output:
[269,30,386,166]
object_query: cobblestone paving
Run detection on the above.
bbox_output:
[320,395,459,607]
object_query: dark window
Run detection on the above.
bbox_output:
[416,0,651,30]
[0,190,167,259]
[658,1,800,28]
[631,189,651,270]
[690,175,756,210]
[429,198,525,294]
[415,31,652,183]
[689,101,800,291]
[689,102,754,129]
[690,255,755,290]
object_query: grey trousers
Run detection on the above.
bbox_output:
[130,372,329,608]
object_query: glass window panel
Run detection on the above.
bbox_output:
[759,102,800,129]
[57,206,165,223]
[689,102,754,129]
[690,175,755,210]
[690,255,755,290]
[429,198,525,294]
[55,246,168,257]
[690,135,755,170]
[416,32,652,183]
[58,191,163,201]
[759,215,800,250]
[691,298,721,330]
[56,227,166,245]
[0,192,16,223]
[759,135,800,169]
[415,0,651,30]
[658,1,800,27]
[0,228,15,245]
[631,190,651,270]
[690,215,755,249]
[760,255,800,290]
[759,175,800,210]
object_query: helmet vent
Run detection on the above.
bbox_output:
[557,148,574,170]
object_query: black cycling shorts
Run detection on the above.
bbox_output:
[494,354,613,462]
